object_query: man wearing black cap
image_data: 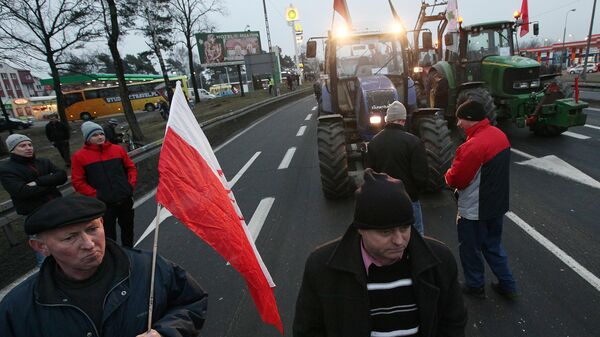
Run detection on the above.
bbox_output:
[445,99,517,300]
[294,169,467,337]
[0,194,207,337]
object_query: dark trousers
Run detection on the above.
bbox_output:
[103,198,134,247]
[53,140,71,166]
[457,215,516,291]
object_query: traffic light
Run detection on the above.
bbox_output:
[286,6,298,22]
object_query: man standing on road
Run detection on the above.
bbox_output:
[367,101,428,235]
[0,134,67,266]
[71,121,137,247]
[445,99,517,300]
[103,118,122,145]
[0,194,208,337]
[294,169,467,337]
[45,113,71,168]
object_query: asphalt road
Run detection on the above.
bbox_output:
[130,99,600,337]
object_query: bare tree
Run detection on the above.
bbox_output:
[172,0,225,103]
[0,0,100,126]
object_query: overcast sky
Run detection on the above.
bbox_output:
[119,0,597,60]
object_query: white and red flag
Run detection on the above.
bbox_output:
[156,82,283,333]
[520,0,529,37]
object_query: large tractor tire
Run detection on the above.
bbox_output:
[317,119,354,199]
[417,116,455,192]
[456,87,498,124]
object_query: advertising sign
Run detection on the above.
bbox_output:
[196,31,262,67]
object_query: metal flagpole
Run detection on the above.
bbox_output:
[147,203,163,332]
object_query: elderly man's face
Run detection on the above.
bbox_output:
[359,226,411,266]
[30,218,106,280]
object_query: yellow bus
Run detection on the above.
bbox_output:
[63,76,188,121]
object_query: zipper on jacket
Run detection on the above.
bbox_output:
[36,301,100,337]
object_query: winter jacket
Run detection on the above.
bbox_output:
[0,154,67,215]
[71,142,137,204]
[367,123,428,201]
[45,120,70,142]
[293,227,467,337]
[0,240,208,337]
[445,119,510,220]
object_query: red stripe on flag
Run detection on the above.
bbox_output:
[333,0,352,25]
[520,0,529,37]
[157,128,283,333]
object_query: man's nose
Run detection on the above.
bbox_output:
[391,229,406,245]
[80,233,95,248]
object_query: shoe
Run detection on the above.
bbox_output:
[491,282,518,300]
[462,285,485,299]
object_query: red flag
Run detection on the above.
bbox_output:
[156,82,283,334]
[520,0,529,37]
[333,0,352,26]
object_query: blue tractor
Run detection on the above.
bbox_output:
[306,29,454,199]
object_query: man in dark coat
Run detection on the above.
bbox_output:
[368,101,428,235]
[45,113,71,167]
[102,118,122,144]
[0,194,208,337]
[294,169,467,337]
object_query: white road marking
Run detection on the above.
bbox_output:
[584,124,600,131]
[228,152,261,188]
[305,113,312,120]
[562,131,591,140]
[134,188,157,208]
[296,126,307,136]
[247,197,275,241]
[510,148,536,160]
[585,107,600,113]
[517,155,600,190]
[278,147,296,169]
[0,269,37,300]
[506,211,600,293]
[311,106,317,111]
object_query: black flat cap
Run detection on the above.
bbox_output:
[25,194,106,235]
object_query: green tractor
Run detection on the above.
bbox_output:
[425,20,588,136]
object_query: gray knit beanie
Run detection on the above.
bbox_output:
[81,121,104,143]
[6,134,32,152]
[385,101,407,123]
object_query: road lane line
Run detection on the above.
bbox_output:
[0,269,37,300]
[562,131,591,140]
[305,113,312,120]
[584,124,600,131]
[278,147,296,169]
[586,107,600,113]
[311,106,317,111]
[228,152,261,188]
[248,197,275,241]
[506,211,600,292]
[296,126,307,136]
[510,148,536,160]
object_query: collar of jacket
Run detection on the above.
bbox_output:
[9,153,35,164]
[327,226,441,283]
[384,123,406,131]
[84,142,111,152]
[34,239,130,305]
[465,118,490,138]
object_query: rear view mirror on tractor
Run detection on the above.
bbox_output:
[533,23,539,36]
[422,31,433,50]
[444,33,454,46]
[306,41,317,58]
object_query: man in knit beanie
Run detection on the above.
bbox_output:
[0,133,67,266]
[367,100,428,235]
[71,120,137,247]
[294,169,466,337]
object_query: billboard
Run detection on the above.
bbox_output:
[196,31,262,67]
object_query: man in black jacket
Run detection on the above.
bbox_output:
[294,170,467,337]
[367,101,428,235]
[0,194,208,337]
[0,134,67,265]
[45,113,71,168]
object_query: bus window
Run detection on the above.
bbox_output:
[84,90,100,99]
[64,92,84,107]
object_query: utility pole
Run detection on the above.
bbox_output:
[581,0,597,81]
[262,0,280,95]
[561,9,576,69]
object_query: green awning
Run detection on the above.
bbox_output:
[41,73,165,88]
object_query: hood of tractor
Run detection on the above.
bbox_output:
[482,55,540,69]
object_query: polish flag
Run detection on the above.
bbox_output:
[156,82,283,333]
[520,0,529,37]
[333,0,352,26]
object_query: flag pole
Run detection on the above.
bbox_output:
[147,203,163,332]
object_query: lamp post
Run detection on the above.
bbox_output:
[561,8,576,69]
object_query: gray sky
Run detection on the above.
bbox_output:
[120,0,597,60]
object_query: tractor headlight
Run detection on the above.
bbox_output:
[530,79,540,88]
[513,81,529,89]
[369,115,383,125]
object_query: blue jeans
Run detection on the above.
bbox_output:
[412,201,424,236]
[457,216,516,291]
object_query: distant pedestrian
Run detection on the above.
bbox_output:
[445,99,517,300]
[0,134,67,266]
[294,169,467,337]
[103,118,122,144]
[44,113,71,168]
[268,77,274,95]
[71,121,137,247]
[287,75,294,91]
[367,101,428,235]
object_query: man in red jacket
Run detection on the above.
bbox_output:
[71,121,137,247]
[445,100,517,300]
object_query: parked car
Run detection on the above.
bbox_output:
[0,116,32,132]
[188,88,216,102]
[567,64,596,74]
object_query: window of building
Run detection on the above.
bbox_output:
[10,73,17,80]
[1,73,7,80]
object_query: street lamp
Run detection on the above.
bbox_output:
[561,8,576,69]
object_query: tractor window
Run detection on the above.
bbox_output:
[335,38,403,78]
[466,27,512,61]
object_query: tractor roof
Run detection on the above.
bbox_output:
[462,20,514,31]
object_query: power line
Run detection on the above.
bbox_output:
[530,0,582,20]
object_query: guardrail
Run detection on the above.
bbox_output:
[0,87,312,245]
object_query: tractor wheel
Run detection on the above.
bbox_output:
[532,124,567,137]
[457,87,498,124]
[417,116,455,192]
[317,119,354,199]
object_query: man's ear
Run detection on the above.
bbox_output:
[29,239,49,256]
